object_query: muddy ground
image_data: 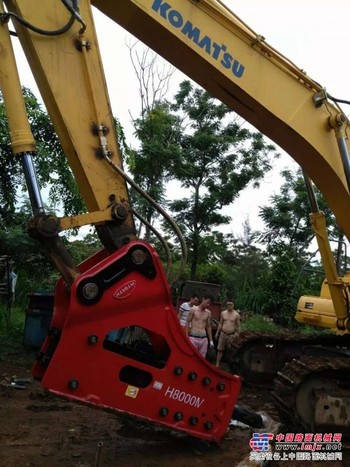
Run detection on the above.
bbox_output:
[0,351,348,467]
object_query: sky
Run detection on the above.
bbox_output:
[10,0,350,237]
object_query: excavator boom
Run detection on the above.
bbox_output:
[92,0,350,241]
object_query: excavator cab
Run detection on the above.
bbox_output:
[296,273,350,333]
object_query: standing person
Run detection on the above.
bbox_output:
[215,300,241,368]
[185,296,215,358]
[177,294,200,329]
[9,269,17,305]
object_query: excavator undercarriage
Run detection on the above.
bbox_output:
[227,332,350,437]
[273,355,350,438]
[227,332,350,384]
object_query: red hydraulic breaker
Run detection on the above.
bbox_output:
[33,241,241,442]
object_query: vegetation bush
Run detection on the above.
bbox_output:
[241,314,283,333]
[0,306,26,358]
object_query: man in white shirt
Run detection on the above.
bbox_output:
[177,294,200,328]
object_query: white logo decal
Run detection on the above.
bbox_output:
[113,280,136,299]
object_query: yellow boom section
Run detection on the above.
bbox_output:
[5,0,135,249]
[92,0,350,241]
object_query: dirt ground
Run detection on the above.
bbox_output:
[0,351,348,467]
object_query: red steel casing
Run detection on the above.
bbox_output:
[32,241,241,442]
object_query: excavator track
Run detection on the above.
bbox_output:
[226,331,325,384]
[273,355,350,437]
[227,331,350,385]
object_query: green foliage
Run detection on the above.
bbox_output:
[295,323,332,336]
[0,205,59,304]
[0,102,21,228]
[257,245,301,325]
[0,228,102,306]
[0,306,25,358]
[241,314,283,333]
[256,168,339,325]
[196,262,229,287]
[167,81,278,278]
[223,225,270,312]
[126,101,182,240]
[259,167,339,250]
[68,233,102,265]
[0,88,85,226]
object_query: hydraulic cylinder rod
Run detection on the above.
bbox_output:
[21,154,45,216]
[0,2,44,215]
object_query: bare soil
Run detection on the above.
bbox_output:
[0,351,348,467]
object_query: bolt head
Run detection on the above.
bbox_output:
[82,282,99,300]
[202,377,211,386]
[68,379,79,390]
[204,421,213,430]
[217,382,226,392]
[132,249,146,265]
[88,335,98,345]
[173,366,183,376]
[159,407,169,417]
[189,416,198,426]
[174,412,183,421]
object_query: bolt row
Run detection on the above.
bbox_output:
[159,407,213,430]
[173,366,226,391]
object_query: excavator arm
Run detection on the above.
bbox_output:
[1,0,137,253]
[1,0,350,441]
[92,0,350,236]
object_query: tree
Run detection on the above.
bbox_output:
[224,220,270,312]
[125,42,181,241]
[168,80,278,279]
[0,87,85,228]
[0,201,59,303]
[0,93,22,230]
[259,167,339,252]
[257,167,340,324]
[127,41,175,116]
[126,102,182,240]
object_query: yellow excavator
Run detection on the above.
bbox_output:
[0,0,349,439]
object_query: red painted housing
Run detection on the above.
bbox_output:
[32,241,241,443]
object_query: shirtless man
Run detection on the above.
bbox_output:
[185,296,214,358]
[215,300,241,367]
